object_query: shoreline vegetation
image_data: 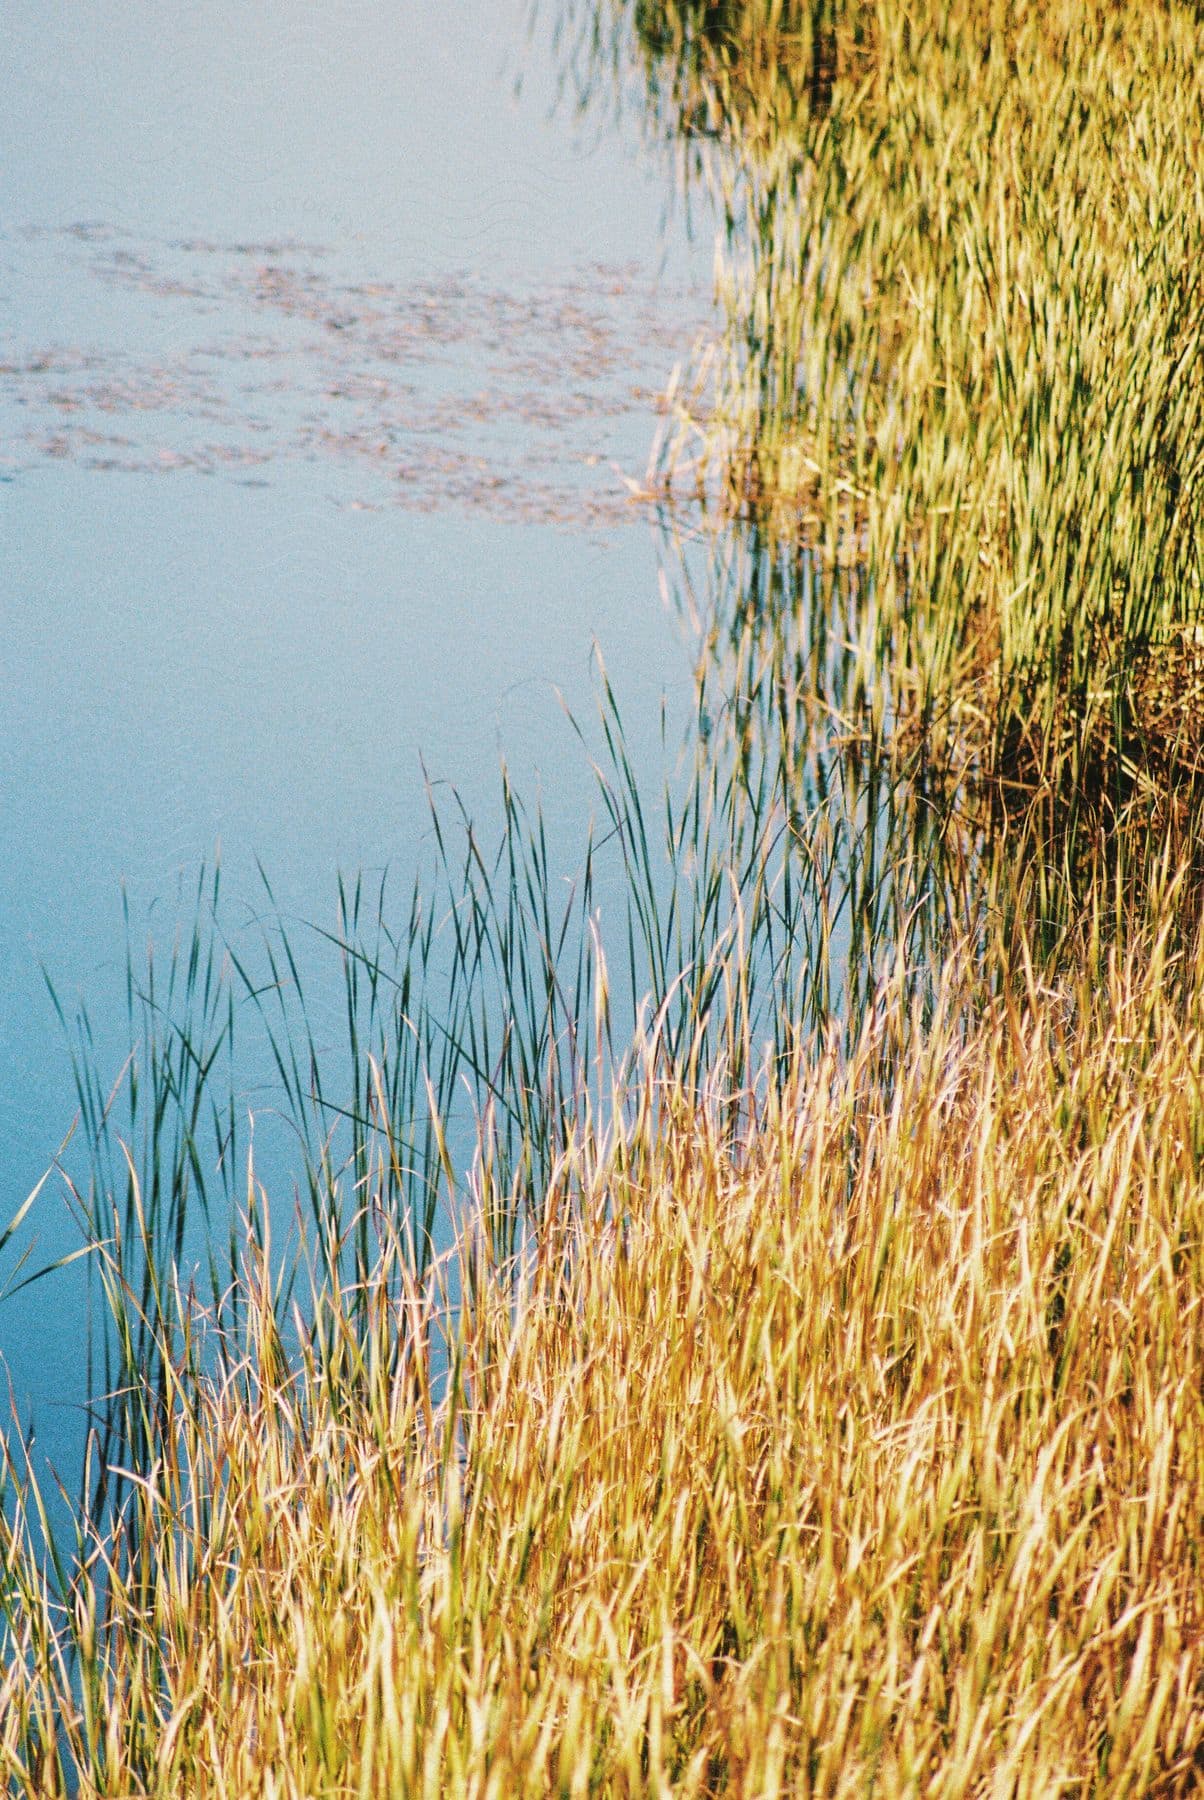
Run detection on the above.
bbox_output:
[6,0,1204,1790]
[8,915,1204,1793]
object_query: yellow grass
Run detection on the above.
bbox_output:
[648,0,1204,767]
[5,903,1204,1795]
[6,6,1204,1792]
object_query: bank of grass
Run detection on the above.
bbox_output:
[4,869,1204,1793]
[5,2,1204,1787]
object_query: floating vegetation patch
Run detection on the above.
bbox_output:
[1,226,709,529]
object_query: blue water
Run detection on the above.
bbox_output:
[1,1,712,1484]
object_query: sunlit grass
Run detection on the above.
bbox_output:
[4,3,1204,1789]
[5,884,1204,1793]
[628,0,1204,801]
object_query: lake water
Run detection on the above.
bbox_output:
[1,1,714,1482]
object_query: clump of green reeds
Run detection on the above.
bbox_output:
[638,0,1204,808]
[40,640,954,1537]
[5,880,1204,1794]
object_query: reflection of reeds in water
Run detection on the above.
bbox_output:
[684,499,1204,967]
[675,512,981,995]
[549,0,858,171]
[628,0,845,142]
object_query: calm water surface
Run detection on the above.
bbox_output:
[1,2,711,1477]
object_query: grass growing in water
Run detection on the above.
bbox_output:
[5,0,1204,1788]
[5,884,1204,1792]
[5,612,1204,1787]
[610,0,1204,809]
[6,502,1204,1796]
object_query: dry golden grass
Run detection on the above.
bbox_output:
[6,7,1204,1792]
[6,901,1204,1795]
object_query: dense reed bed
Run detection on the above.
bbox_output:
[5,889,1204,1794]
[611,0,1204,798]
[4,1,1204,1790]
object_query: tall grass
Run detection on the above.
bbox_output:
[10,495,1195,1793]
[51,608,953,1478]
[4,1,1204,1787]
[6,887,1204,1792]
[6,605,1204,1786]
[619,1,1204,810]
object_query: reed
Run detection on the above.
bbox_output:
[5,882,1204,1793]
[606,1,1204,808]
[4,3,1204,1787]
[4,574,1204,1790]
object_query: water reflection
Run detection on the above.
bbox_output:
[670,512,982,1016]
[552,0,845,158]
